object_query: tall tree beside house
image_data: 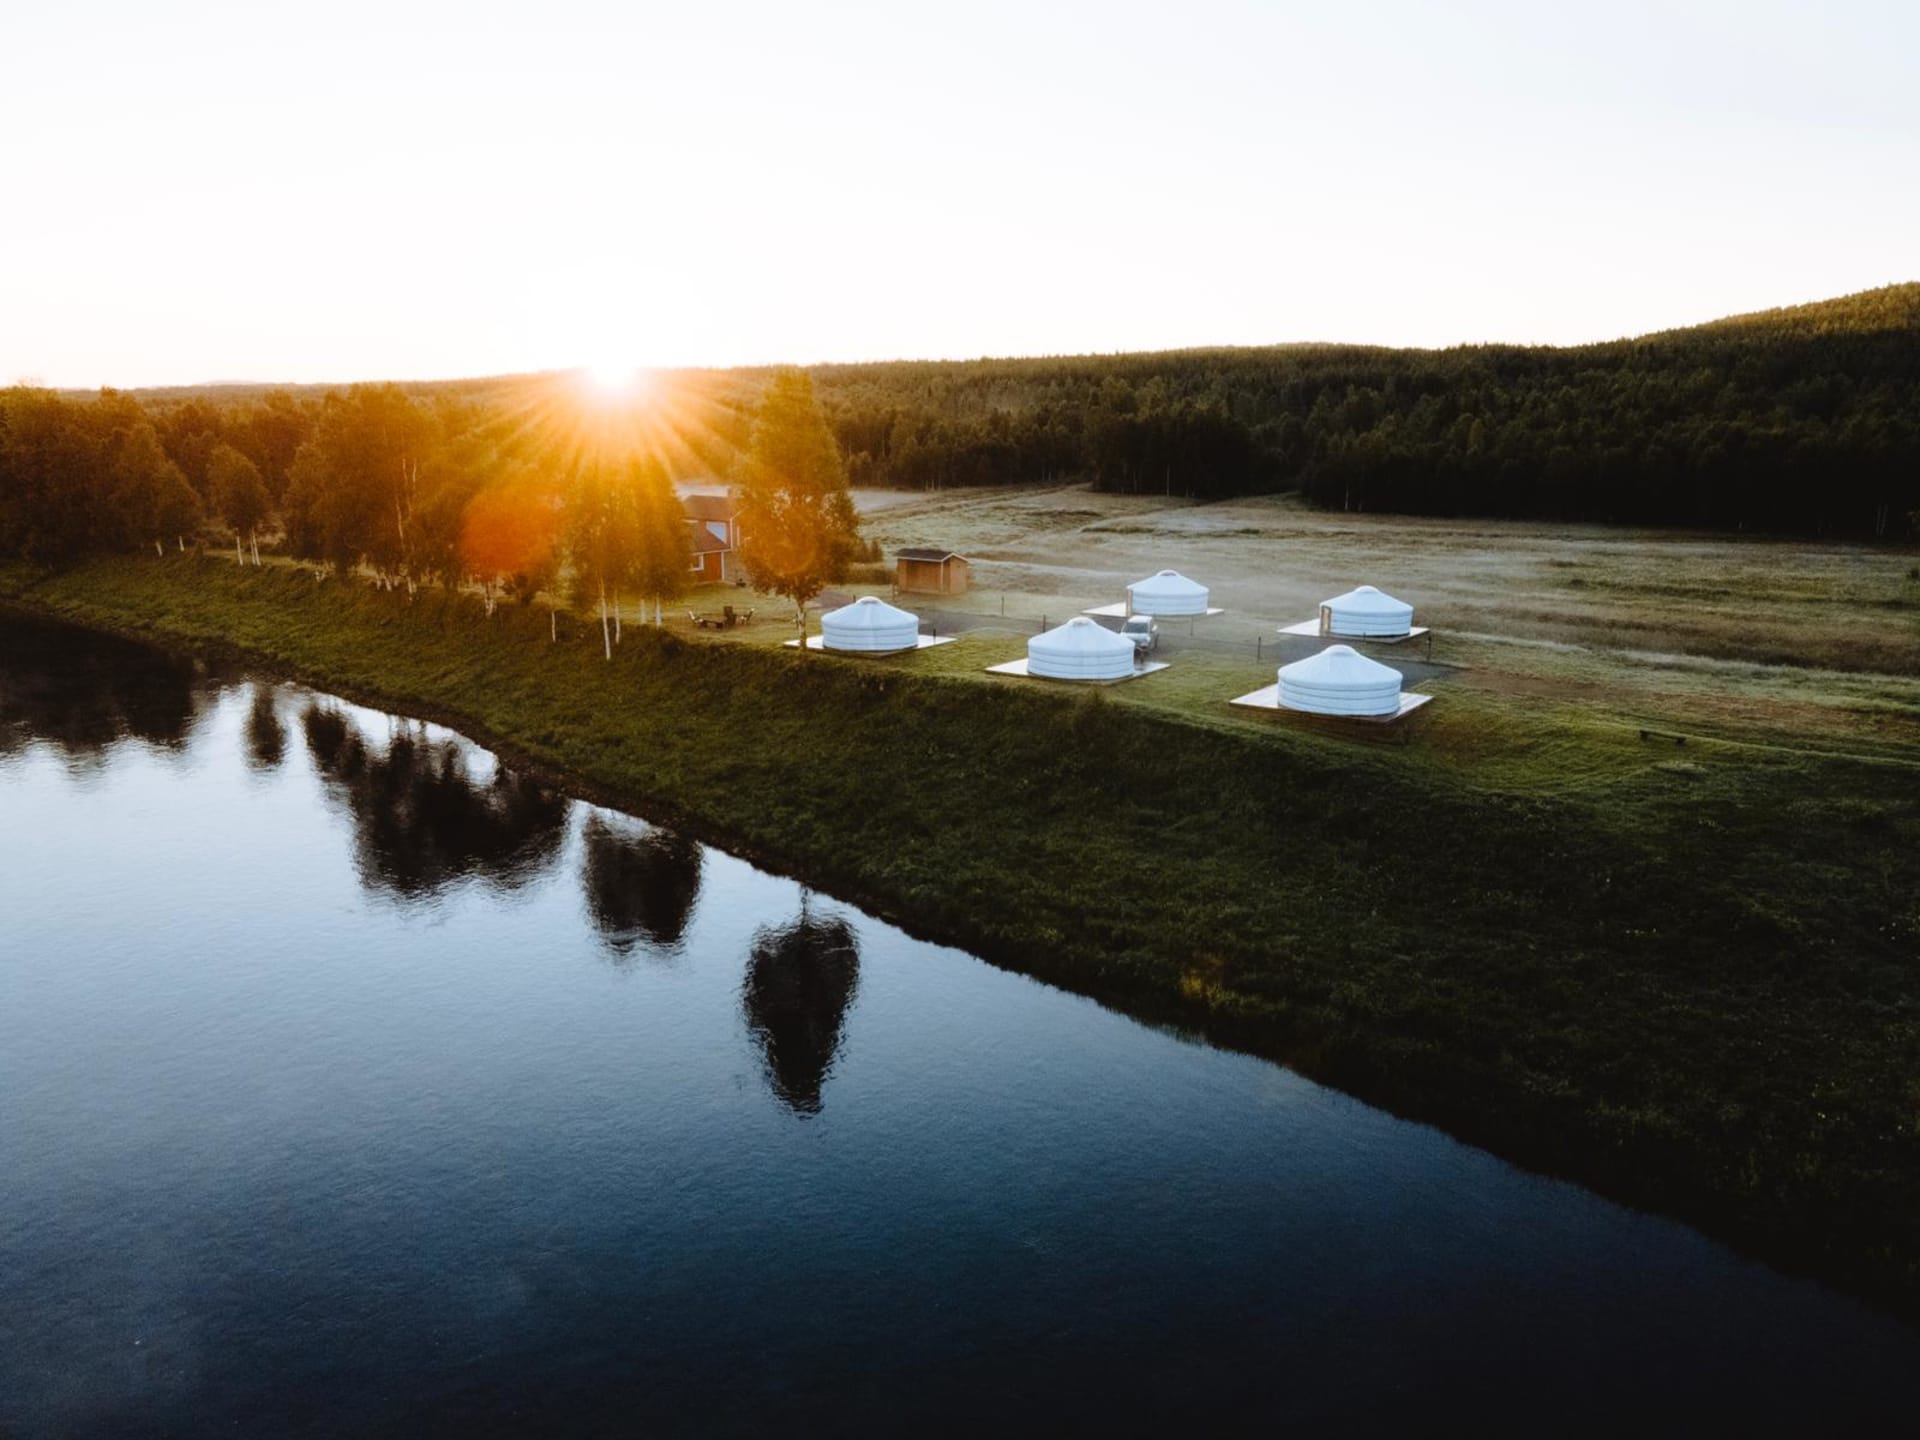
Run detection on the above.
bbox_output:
[112,423,203,556]
[565,460,643,659]
[627,455,693,626]
[207,442,271,565]
[734,369,861,645]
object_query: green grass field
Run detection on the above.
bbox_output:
[851,486,1920,766]
[5,551,1918,1317]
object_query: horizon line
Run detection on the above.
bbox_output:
[17,279,1914,395]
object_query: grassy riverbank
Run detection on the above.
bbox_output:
[6,554,1919,1313]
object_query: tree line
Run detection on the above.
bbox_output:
[6,285,1915,558]
[805,283,1920,536]
[0,368,864,646]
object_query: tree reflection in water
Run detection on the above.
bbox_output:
[580,815,704,959]
[244,686,285,772]
[743,897,860,1116]
[300,703,567,900]
[0,614,203,763]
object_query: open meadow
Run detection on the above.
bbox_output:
[675,484,1920,798]
[820,486,1920,778]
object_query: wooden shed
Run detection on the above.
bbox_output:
[895,547,971,596]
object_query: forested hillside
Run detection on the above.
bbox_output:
[3,286,1917,564]
[810,284,1920,536]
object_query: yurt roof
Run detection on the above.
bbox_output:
[1278,643,1402,686]
[823,595,918,630]
[1129,569,1208,598]
[1032,616,1136,654]
[1323,584,1411,615]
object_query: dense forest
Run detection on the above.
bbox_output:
[0,379,694,629]
[0,364,867,647]
[811,284,1920,536]
[2,286,1916,574]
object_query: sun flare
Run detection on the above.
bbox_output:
[581,362,649,400]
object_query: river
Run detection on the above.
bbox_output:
[1,613,1913,1434]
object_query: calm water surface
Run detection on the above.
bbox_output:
[1,615,1915,1434]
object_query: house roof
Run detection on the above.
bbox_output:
[687,525,729,554]
[896,547,968,563]
[681,493,736,522]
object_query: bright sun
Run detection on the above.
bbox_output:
[581,363,650,400]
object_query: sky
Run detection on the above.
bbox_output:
[3,0,1916,388]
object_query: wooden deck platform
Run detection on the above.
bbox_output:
[782,634,958,655]
[986,657,1170,684]
[1084,602,1226,619]
[1228,684,1433,724]
[1278,619,1430,644]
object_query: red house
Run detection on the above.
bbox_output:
[683,493,741,583]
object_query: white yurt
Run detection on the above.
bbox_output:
[1320,584,1415,638]
[1127,569,1210,616]
[820,595,921,653]
[1028,616,1138,681]
[1277,644,1404,717]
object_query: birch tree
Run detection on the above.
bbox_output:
[208,443,270,564]
[460,472,559,617]
[112,423,202,556]
[627,455,692,626]
[565,462,641,659]
[278,385,429,583]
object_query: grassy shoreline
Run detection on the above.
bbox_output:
[5,555,1918,1317]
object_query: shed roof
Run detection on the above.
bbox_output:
[896,547,967,563]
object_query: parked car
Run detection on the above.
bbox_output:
[1120,614,1158,656]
